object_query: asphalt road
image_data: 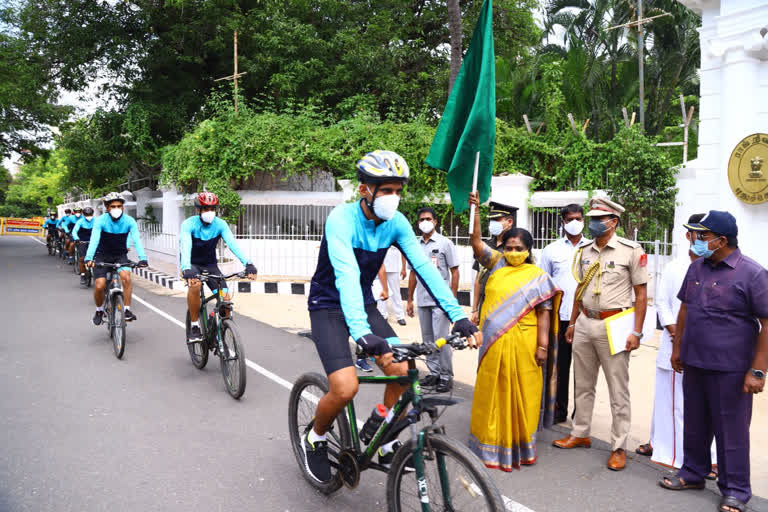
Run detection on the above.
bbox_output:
[1,236,766,512]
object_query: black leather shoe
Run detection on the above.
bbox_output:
[420,374,440,388]
[436,378,453,393]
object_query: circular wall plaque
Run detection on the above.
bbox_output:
[728,133,768,204]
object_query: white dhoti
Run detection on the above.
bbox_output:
[650,367,716,468]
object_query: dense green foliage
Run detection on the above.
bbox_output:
[0,150,66,218]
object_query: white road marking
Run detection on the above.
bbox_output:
[102,276,529,511]
[30,237,46,245]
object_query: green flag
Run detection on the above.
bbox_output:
[425,0,495,213]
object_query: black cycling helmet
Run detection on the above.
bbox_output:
[83,207,94,216]
[64,208,72,214]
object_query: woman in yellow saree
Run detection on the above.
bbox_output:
[467,192,562,471]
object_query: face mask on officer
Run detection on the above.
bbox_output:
[488,220,503,236]
[588,217,616,238]
[690,233,724,259]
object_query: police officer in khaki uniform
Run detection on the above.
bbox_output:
[553,197,649,471]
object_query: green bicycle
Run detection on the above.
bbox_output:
[288,334,504,511]
[185,270,247,399]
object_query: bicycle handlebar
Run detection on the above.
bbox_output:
[191,271,246,281]
[93,261,141,269]
[391,334,469,363]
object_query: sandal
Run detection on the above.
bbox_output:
[718,495,746,512]
[706,465,718,481]
[658,475,706,491]
[635,443,653,457]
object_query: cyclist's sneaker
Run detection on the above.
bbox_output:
[92,310,104,326]
[187,325,203,344]
[301,431,332,483]
[79,273,86,285]
[420,374,440,388]
[379,441,414,472]
[125,309,137,322]
[355,358,373,372]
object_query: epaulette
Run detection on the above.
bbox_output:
[617,237,641,249]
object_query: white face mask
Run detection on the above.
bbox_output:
[109,208,123,220]
[563,219,584,236]
[418,220,435,234]
[201,210,216,224]
[75,213,81,218]
[367,187,400,221]
[488,220,503,236]
[85,216,93,222]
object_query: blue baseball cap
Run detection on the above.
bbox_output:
[684,210,738,237]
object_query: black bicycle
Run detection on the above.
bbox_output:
[185,271,247,399]
[45,230,58,256]
[76,242,92,287]
[94,261,139,359]
[288,334,504,511]
[56,231,67,260]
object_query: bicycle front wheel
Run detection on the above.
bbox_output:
[387,433,504,512]
[219,319,246,399]
[288,372,352,495]
[186,310,208,370]
[112,294,126,359]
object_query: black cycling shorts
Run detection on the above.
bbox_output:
[93,254,131,280]
[189,263,225,292]
[309,303,398,375]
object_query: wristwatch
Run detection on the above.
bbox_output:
[751,369,766,379]
[631,331,644,339]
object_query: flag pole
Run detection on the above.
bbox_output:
[468,152,480,235]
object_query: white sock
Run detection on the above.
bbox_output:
[125,305,130,310]
[96,306,103,312]
[191,320,200,328]
[308,428,326,444]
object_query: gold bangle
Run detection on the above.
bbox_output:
[537,346,548,352]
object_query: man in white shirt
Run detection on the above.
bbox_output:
[537,204,589,424]
[377,246,407,325]
[636,213,717,473]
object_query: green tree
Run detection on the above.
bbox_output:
[1,150,66,217]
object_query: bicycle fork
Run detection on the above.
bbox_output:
[410,427,453,512]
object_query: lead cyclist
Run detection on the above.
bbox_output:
[300,150,482,483]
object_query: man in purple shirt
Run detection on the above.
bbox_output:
[658,211,767,512]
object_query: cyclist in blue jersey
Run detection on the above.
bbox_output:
[72,206,96,285]
[84,193,148,325]
[180,192,258,343]
[43,212,58,247]
[62,206,83,263]
[300,150,482,483]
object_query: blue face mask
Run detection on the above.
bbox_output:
[691,238,719,258]
[588,218,612,238]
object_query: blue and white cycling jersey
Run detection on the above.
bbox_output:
[84,214,147,261]
[179,216,251,270]
[61,215,79,233]
[72,217,95,242]
[308,200,466,340]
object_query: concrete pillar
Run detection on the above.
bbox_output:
[490,174,534,229]
[133,187,153,225]
[161,186,182,234]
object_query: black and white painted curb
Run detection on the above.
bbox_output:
[132,266,472,306]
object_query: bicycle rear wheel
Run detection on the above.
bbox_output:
[112,294,126,359]
[288,372,352,495]
[47,239,54,256]
[387,433,504,512]
[219,319,246,398]
[186,310,208,369]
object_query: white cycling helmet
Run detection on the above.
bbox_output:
[356,150,410,184]
[103,192,125,206]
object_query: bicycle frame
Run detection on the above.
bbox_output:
[198,287,227,355]
[342,361,456,511]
